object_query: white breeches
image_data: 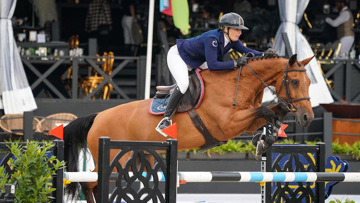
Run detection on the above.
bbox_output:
[167,45,208,94]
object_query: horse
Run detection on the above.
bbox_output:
[63,54,315,202]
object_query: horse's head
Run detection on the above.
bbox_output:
[276,54,314,127]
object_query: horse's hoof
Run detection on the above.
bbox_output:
[252,132,262,148]
[256,140,271,156]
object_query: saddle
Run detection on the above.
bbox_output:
[150,69,225,150]
[152,69,203,114]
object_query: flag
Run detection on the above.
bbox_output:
[171,0,189,34]
[49,124,64,140]
[162,123,177,139]
[160,0,172,16]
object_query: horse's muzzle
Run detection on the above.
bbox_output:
[294,110,314,127]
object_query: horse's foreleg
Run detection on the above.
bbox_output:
[248,103,289,155]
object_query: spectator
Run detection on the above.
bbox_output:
[325,0,354,58]
[121,0,137,55]
[85,0,112,54]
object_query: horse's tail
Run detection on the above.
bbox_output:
[63,113,97,198]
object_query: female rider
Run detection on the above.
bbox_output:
[156,12,276,136]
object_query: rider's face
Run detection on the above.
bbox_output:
[227,27,242,41]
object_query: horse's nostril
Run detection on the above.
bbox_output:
[303,113,308,122]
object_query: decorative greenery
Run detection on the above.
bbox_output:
[329,198,355,203]
[0,141,65,202]
[182,138,360,160]
[0,166,9,194]
[332,140,360,160]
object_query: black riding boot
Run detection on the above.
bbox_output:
[156,86,183,136]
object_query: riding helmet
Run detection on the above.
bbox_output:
[219,12,248,30]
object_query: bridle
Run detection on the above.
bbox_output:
[276,61,310,111]
[233,58,310,113]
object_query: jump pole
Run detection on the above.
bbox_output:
[64,171,360,183]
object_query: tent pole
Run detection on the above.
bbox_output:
[144,0,155,99]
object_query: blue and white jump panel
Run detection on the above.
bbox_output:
[178,172,360,183]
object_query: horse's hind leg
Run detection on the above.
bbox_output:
[80,182,96,203]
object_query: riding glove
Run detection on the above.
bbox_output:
[235,57,248,68]
[263,48,278,57]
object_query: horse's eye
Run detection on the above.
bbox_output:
[291,79,299,87]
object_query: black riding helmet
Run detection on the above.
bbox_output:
[219,12,248,30]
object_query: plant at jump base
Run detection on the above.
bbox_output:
[0,166,9,193]
[0,141,65,202]
[332,140,360,160]
[329,198,355,203]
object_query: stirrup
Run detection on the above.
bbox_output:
[155,117,172,137]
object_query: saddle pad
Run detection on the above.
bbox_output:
[149,97,170,115]
[148,69,204,115]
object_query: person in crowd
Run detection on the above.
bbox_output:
[234,0,252,20]
[85,0,112,54]
[155,12,277,136]
[121,0,137,55]
[199,6,218,29]
[325,0,354,58]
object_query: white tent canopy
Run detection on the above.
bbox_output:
[0,0,37,114]
[273,0,333,107]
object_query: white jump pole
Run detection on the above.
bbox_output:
[64,172,360,183]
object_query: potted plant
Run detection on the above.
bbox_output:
[0,141,65,202]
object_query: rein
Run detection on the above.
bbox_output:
[233,60,310,112]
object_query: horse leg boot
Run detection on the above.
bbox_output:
[156,86,183,136]
[254,104,289,155]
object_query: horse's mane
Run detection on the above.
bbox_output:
[248,55,281,61]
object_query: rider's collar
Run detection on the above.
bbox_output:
[224,35,230,47]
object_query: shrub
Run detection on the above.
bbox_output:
[0,141,65,202]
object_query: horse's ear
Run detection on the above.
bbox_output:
[289,54,298,66]
[299,55,315,66]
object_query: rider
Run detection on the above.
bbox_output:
[155,12,276,136]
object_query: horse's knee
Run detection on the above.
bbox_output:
[256,106,275,124]
[276,103,290,117]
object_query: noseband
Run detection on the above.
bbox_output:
[234,60,310,113]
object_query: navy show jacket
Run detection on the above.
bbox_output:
[176,29,263,71]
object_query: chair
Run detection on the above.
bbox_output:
[79,52,114,99]
[0,114,40,136]
[36,113,78,135]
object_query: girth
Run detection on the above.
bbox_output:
[155,69,225,150]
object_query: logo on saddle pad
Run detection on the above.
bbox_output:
[148,69,204,115]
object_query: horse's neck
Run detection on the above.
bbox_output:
[200,58,285,107]
[246,58,285,89]
[241,59,284,103]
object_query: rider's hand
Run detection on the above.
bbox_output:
[263,48,278,57]
[234,57,247,68]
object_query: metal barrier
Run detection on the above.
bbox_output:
[21,55,147,100]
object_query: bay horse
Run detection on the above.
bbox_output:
[64,54,315,202]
